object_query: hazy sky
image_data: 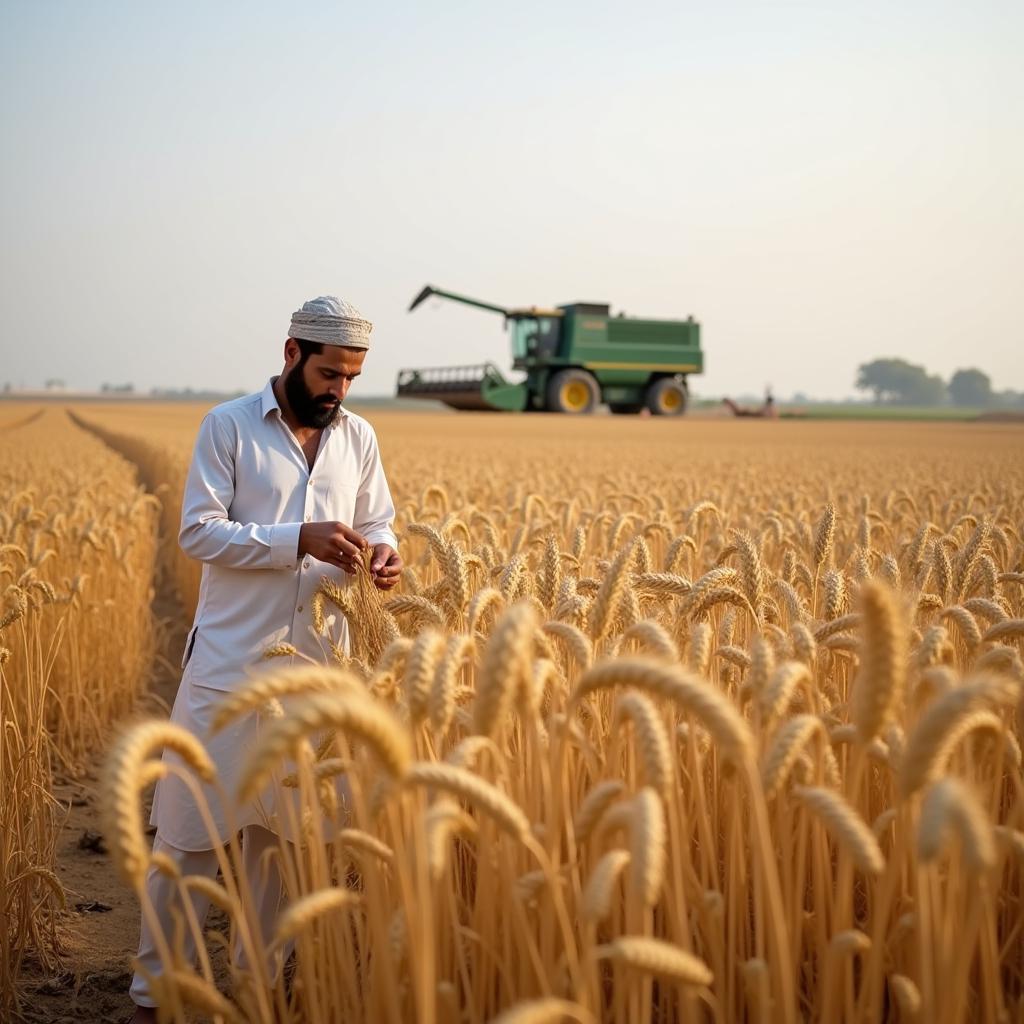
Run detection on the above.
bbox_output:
[1,0,1021,398]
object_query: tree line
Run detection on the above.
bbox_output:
[855,359,1023,408]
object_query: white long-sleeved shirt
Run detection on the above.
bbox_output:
[178,377,398,690]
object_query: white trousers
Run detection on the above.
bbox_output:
[130,826,288,1008]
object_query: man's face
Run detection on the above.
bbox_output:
[283,342,367,428]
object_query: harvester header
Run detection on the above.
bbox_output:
[397,284,703,415]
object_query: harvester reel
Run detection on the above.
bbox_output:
[646,377,688,416]
[547,368,600,414]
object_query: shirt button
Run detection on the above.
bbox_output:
[307,478,313,486]
[303,560,310,569]
[297,605,304,613]
[304,514,311,522]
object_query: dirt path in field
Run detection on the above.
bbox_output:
[16,425,193,1022]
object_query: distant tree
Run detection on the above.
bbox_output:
[995,389,1024,408]
[948,368,993,407]
[855,359,947,406]
[910,373,948,406]
[856,359,917,403]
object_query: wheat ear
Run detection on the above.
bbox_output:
[429,633,475,736]
[261,642,299,660]
[104,721,215,885]
[629,787,667,908]
[595,936,713,986]
[572,658,753,765]
[403,629,446,724]
[385,594,446,629]
[813,503,836,570]
[982,618,1024,643]
[632,572,693,597]
[237,691,410,801]
[466,587,505,633]
[615,692,673,798]
[759,661,811,726]
[918,777,997,872]
[404,761,531,841]
[582,849,631,923]
[339,829,394,863]
[543,619,594,670]
[574,780,627,845]
[210,665,362,734]
[899,675,1019,796]
[473,601,536,738]
[275,888,360,941]
[761,714,829,798]
[425,798,477,881]
[888,974,921,1016]
[183,874,234,912]
[794,785,885,874]
[938,605,983,649]
[732,529,765,614]
[587,542,636,640]
[851,581,907,743]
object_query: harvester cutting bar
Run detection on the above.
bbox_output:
[396,363,512,411]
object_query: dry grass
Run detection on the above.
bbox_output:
[16,406,1024,1021]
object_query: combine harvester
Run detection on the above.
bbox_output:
[396,285,703,415]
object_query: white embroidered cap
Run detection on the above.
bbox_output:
[288,295,373,349]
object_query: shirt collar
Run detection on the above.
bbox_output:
[261,378,281,420]
[262,376,349,425]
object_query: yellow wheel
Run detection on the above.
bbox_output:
[659,387,683,413]
[547,369,599,414]
[562,380,590,412]
[646,378,687,416]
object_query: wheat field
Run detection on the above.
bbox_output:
[2,406,1023,1023]
[0,409,160,1017]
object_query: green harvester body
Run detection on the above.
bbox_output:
[396,286,703,415]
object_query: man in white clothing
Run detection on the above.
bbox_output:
[129,295,402,1021]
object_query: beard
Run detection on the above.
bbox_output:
[284,365,341,428]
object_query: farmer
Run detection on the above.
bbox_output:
[129,295,402,1021]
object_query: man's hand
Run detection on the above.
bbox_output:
[369,544,402,590]
[299,521,368,575]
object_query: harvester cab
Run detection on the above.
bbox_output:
[396,285,703,415]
